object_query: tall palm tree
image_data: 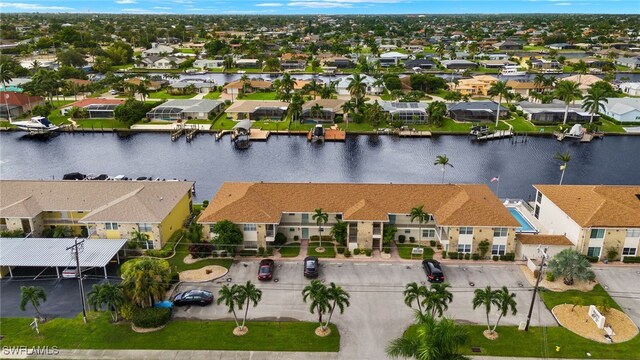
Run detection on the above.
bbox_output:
[121,258,171,308]
[323,282,350,331]
[319,82,337,99]
[347,73,366,110]
[279,73,296,102]
[404,282,428,314]
[87,282,125,322]
[19,286,47,320]
[434,155,453,184]
[491,286,517,333]
[553,80,582,125]
[302,279,330,328]
[572,60,589,84]
[223,56,235,72]
[410,205,428,247]
[553,151,571,185]
[130,230,150,249]
[289,92,303,123]
[472,286,500,334]
[312,208,329,249]
[137,79,150,102]
[533,74,546,92]
[238,281,262,331]
[340,99,356,129]
[217,284,243,330]
[487,81,511,127]
[435,42,446,59]
[386,312,469,360]
[304,78,321,100]
[239,74,250,94]
[582,86,609,124]
[428,283,454,318]
[0,63,14,91]
[310,103,324,123]
[427,101,447,127]
[548,248,595,285]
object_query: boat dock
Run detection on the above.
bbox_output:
[397,130,432,138]
[170,126,185,141]
[324,128,346,141]
[215,130,231,141]
[475,129,513,141]
[249,129,271,141]
[580,132,604,143]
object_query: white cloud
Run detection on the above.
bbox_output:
[172,0,194,3]
[121,7,150,12]
[0,2,73,10]
[553,2,572,4]
[115,0,136,4]
[256,2,284,6]
[153,6,171,9]
[288,1,352,8]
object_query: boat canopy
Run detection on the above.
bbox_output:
[233,120,252,131]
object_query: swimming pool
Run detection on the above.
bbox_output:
[508,207,538,233]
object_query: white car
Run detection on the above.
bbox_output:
[61,267,89,278]
[109,89,118,95]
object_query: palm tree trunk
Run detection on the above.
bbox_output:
[495,94,502,127]
[486,312,492,333]
[33,303,42,319]
[492,314,503,333]
[441,165,445,184]
[559,167,566,185]
[231,308,240,328]
[416,298,423,314]
[323,302,336,330]
[317,304,323,325]
[563,104,569,125]
[241,298,249,330]
[589,112,594,124]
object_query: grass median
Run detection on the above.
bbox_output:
[395,243,435,260]
[0,313,340,352]
[278,243,301,258]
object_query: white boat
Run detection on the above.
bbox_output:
[11,116,60,134]
[309,124,325,143]
[500,65,527,76]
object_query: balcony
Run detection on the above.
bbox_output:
[43,218,82,225]
[279,221,339,227]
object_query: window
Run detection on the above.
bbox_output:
[405,229,411,234]
[491,244,506,255]
[144,240,154,250]
[493,228,508,237]
[590,229,605,239]
[622,247,636,256]
[459,227,473,235]
[105,222,118,230]
[534,205,540,219]
[626,229,640,238]
[587,247,601,257]
[243,224,257,231]
[422,229,435,238]
[138,223,152,232]
[289,228,294,232]
[536,191,542,203]
[289,213,295,216]
[388,215,396,224]
[457,244,472,253]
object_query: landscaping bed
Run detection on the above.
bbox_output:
[178,265,228,282]
[552,304,638,343]
[518,264,596,292]
[308,242,337,258]
[395,243,435,260]
[278,243,301,258]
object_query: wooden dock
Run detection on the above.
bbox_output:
[397,130,432,138]
[186,128,198,142]
[170,126,185,141]
[249,129,271,141]
[215,130,231,141]
[580,132,604,143]
[324,128,346,141]
[476,130,513,141]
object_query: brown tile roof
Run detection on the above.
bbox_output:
[534,185,640,228]
[281,53,309,60]
[63,98,124,109]
[225,100,289,113]
[302,99,346,113]
[199,182,520,227]
[0,180,193,223]
[517,234,573,246]
[0,92,44,107]
[506,80,538,90]
[223,80,272,90]
[67,78,91,86]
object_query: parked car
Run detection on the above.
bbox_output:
[422,259,445,283]
[172,289,214,306]
[61,267,89,278]
[304,256,319,278]
[258,259,275,281]
[109,89,118,95]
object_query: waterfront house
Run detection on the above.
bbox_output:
[142,43,174,57]
[380,101,428,124]
[235,59,261,68]
[517,101,595,124]
[615,57,640,70]
[562,74,604,93]
[493,40,523,51]
[225,100,289,121]
[447,101,509,122]
[336,75,384,95]
[531,185,640,261]
[223,79,272,96]
[321,56,354,69]
[601,98,640,122]
[479,59,516,69]
[301,99,346,123]
[137,56,185,69]
[441,59,478,70]
[125,78,165,91]
[198,182,519,253]
[505,80,540,97]
[280,53,308,70]
[0,180,194,249]
[146,99,224,121]
[0,92,44,119]
[547,43,577,50]
[618,82,640,97]
[193,59,224,69]
[169,80,216,94]
[450,75,498,96]
[60,98,124,118]
[529,59,562,73]
[404,58,436,70]
[379,51,410,66]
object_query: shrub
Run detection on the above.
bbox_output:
[336,245,345,254]
[131,307,172,328]
[120,303,136,321]
[0,229,26,238]
[464,253,471,260]
[310,235,320,242]
[585,255,599,263]
[383,247,390,254]
[202,200,209,209]
[274,233,287,246]
[499,254,507,261]
[170,272,180,285]
[353,248,361,255]
[546,271,556,282]
[398,235,406,244]
[365,249,372,257]
[505,253,516,261]
[477,240,490,259]
[442,250,447,259]
[409,237,416,243]
[239,249,258,257]
[606,247,619,262]
[458,253,464,260]
[258,247,265,256]
[294,235,300,242]
[146,229,185,258]
[492,255,499,261]
[448,252,458,260]
[622,256,640,263]
[429,240,436,247]
[188,243,213,258]
[472,253,480,261]
[344,250,351,258]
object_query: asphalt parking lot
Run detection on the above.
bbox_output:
[593,266,640,326]
[173,261,556,360]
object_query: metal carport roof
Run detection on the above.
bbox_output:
[0,238,127,268]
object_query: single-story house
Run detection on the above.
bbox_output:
[321,56,353,69]
[562,74,604,93]
[225,100,289,121]
[193,59,224,69]
[475,53,509,61]
[450,75,498,96]
[601,98,640,122]
[547,43,577,50]
[515,234,574,261]
[505,80,541,97]
[404,58,436,70]
[441,60,478,70]
[618,82,640,96]
[448,101,509,122]
[336,75,384,95]
[479,59,516,69]
[142,43,175,57]
[235,59,261,68]
[169,81,216,94]
[223,79,272,96]
[125,78,165,91]
[529,59,562,73]
[517,101,595,124]
[493,40,523,51]
[146,99,224,121]
[615,57,640,70]
[280,53,308,70]
[301,99,346,123]
[0,91,45,119]
[379,51,411,66]
[137,56,186,69]
[60,98,124,118]
[381,101,428,124]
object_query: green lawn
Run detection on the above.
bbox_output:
[50,100,75,108]
[540,284,622,312]
[395,243,435,260]
[186,120,213,125]
[240,92,278,100]
[178,48,196,54]
[307,242,337,258]
[278,243,301,258]
[597,119,626,133]
[166,240,233,272]
[75,119,130,129]
[0,313,339,352]
[148,90,196,100]
[203,91,221,99]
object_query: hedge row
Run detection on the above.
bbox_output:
[623,256,640,263]
[131,307,172,328]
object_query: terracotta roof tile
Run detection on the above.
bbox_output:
[517,234,573,246]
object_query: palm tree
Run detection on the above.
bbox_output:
[323,282,350,331]
[319,83,336,99]
[487,81,511,127]
[121,258,171,308]
[553,80,582,125]
[428,283,454,318]
[237,281,262,332]
[279,73,296,102]
[302,279,330,329]
[386,313,469,360]
[553,151,571,185]
[427,101,447,127]
[87,282,125,322]
[239,74,250,94]
[52,226,72,238]
[289,92,303,123]
[130,230,150,249]
[19,286,47,320]
[310,103,324,123]
[404,282,427,314]
[548,248,595,285]
[435,42,446,59]
[137,80,150,102]
[304,78,321,100]
[410,205,428,247]
[533,74,546,92]
[347,73,366,110]
[217,284,243,330]
[491,286,517,334]
[472,286,500,334]
[434,155,453,184]
[312,208,329,249]
[340,99,356,129]
[572,60,589,83]
[0,63,14,91]
[582,86,609,124]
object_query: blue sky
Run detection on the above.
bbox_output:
[0,0,638,14]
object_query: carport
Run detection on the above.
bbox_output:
[0,238,127,279]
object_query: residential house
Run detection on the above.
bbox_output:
[380,101,428,124]
[336,75,384,95]
[440,60,478,70]
[60,98,124,118]
[235,59,261,68]
[493,40,523,51]
[601,98,640,122]
[0,180,194,249]
[0,92,45,119]
[562,74,604,93]
[280,53,308,70]
[137,56,185,69]
[479,59,516,69]
[379,51,411,67]
[125,78,165,91]
[223,80,272,96]
[547,43,577,50]
[198,182,519,253]
[146,99,224,121]
[301,99,346,123]
[529,58,562,73]
[193,59,224,69]
[225,100,289,121]
[447,101,509,122]
[505,80,541,97]
[615,57,640,70]
[531,185,640,260]
[517,101,595,124]
[321,56,354,69]
[169,80,216,94]
[618,82,640,96]
[142,43,175,57]
[450,75,498,96]
[404,58,436,70]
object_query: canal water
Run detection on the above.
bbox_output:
[1,132,638,202]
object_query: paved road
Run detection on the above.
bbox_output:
[173,261,556,360]
[592,266,640,326]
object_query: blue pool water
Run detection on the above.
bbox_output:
[508,207,537,233]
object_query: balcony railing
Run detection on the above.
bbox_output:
[43,218,82,225]
[279,221,339,227]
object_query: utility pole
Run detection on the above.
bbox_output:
[525,246,548,331]
[67,237,87,323]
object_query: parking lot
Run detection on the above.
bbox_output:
[173,261,556,360]
[593,266,640,326]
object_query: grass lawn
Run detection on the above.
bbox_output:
[166,240,232,272]
[395,243,435,260]
[76,119,130,129]
[211,114,236,130]
[240,92,278,100]
[50,100,75,108]
[0,313,339,352]
[203,91,221,99]
[307,242,337,258]
[431,118,473,133]
[506,116,539,132]
[178,48,196,54]
[597,119,626,133]
[186,120,212,125]
[278,243,301,258]
[540,284,622,312]
[148,90,196,100]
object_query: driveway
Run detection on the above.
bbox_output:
[173,261,556,360]
[593,266,640,326]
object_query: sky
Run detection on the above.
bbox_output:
[0,0,638,15]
